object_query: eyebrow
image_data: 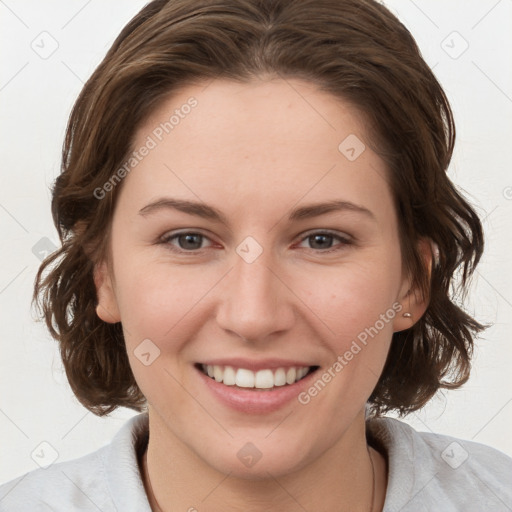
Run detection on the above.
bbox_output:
[138,197,376,223]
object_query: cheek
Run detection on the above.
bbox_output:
[300,256,402,341]
[294,264,400,423]
[113,259,215,344]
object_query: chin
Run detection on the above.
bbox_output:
[195,436,315,480]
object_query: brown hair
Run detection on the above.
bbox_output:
[34,0,484,416]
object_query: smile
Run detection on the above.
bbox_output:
[198,364,318,390]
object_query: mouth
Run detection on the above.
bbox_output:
[196,363,319,391]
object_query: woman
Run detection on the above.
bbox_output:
[1,0,510,510]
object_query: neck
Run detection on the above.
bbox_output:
[140,408,387,512]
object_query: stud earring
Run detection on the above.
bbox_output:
[403,312,412,318]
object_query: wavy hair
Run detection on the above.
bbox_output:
[34,0,484,416]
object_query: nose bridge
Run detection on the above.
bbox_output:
[216,244,294,341]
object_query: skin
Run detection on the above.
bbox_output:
[94,77,429,511]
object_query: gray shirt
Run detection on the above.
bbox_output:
[1,413,511,511]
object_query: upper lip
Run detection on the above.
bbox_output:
[197,358,317,372]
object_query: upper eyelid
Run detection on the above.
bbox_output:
[160,230,215,247]
[297,229,352,240]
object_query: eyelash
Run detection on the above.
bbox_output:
[159,230,353,254]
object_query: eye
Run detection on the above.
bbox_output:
[160,231,213,252]
[159,229,352,254]
[296,231,352,252]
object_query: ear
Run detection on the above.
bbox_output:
[93,260,121,324]
[393,238,433,333]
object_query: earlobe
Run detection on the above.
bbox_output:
[93,261,121,324]
[393,289,426,333]
[393,238,434,333]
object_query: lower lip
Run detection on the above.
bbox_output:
[196,366,318,414]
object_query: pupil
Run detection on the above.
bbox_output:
[310,234,332,249]
[180,234,202,249]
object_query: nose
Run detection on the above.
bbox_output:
[215,247,295,343]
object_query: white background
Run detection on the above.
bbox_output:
[1,0,511,485]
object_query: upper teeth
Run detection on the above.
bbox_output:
[202,365,310,389]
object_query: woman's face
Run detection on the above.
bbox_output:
[96,78,417,478]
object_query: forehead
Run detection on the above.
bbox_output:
[136,78,368,163]
[119,78,393,224]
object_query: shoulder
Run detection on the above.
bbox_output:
[0,447,112,512]
[0,413,151,512]
[367,416,512,512]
